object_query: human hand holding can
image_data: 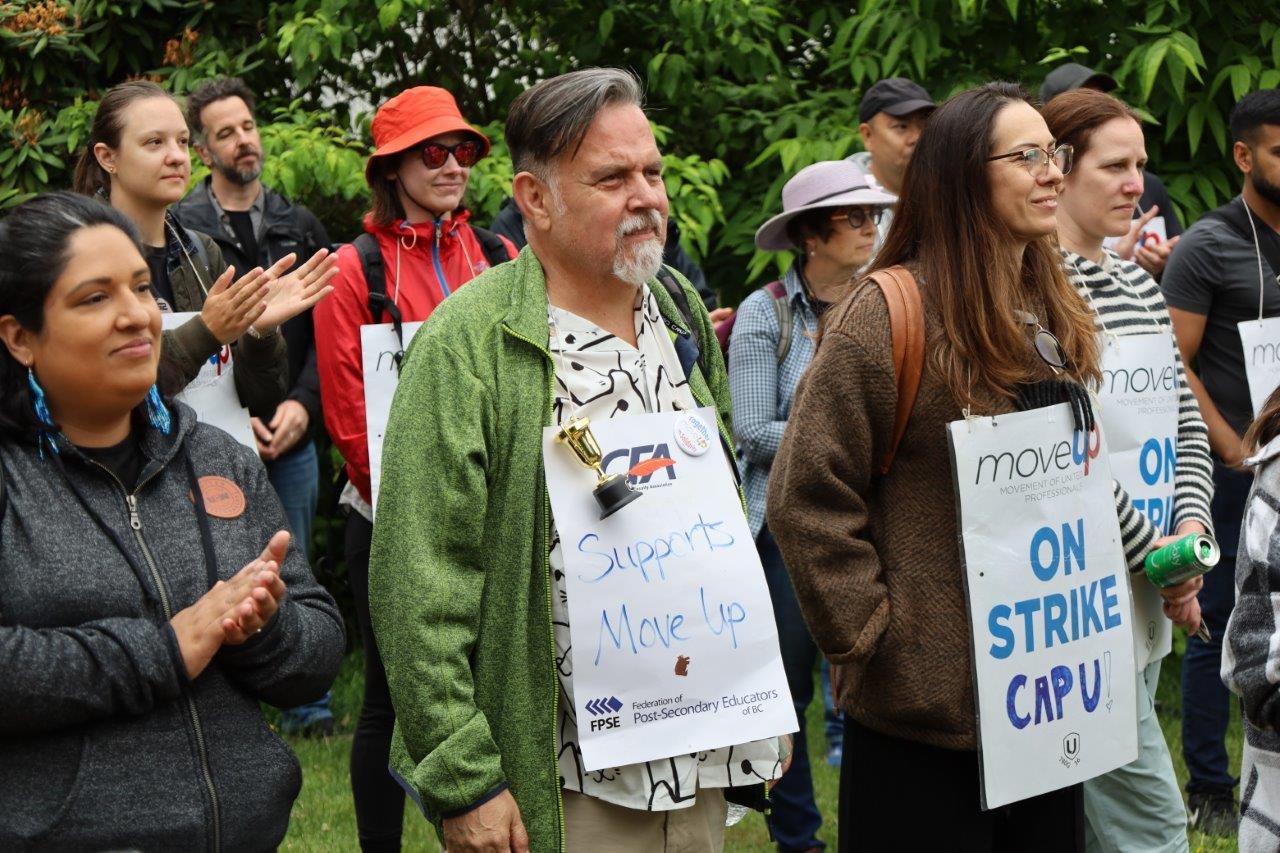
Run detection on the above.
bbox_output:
[1144,533,1218,642]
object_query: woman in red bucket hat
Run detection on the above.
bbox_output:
[313,86,516,852]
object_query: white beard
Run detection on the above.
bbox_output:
[612,211,665,288]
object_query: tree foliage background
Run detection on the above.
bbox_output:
[2,0,1277,304]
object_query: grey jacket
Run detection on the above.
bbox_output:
[161,217,289,419]
[0,403,344,851]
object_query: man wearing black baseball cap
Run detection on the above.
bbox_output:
[1040,61,1185,278]
[849,77,935,253]
[1039,62,1118,104]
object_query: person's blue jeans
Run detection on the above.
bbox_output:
[820,659,842,752]
[266,440,333,729]
[759,525,825,852]
[1181,461,1249,795]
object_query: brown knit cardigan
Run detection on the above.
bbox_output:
[767,279,1021,751]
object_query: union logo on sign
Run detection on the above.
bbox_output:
[1063,732,1081,761]
[585,696,623,716]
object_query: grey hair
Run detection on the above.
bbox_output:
[505,67,645,180]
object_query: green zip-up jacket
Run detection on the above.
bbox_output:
[368,246,732,851]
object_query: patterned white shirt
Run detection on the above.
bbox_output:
[547,283,781,811]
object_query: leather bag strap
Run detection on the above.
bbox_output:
[865,265,925,476]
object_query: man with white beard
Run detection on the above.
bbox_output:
[367,68,788,853]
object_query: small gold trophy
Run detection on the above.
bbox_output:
[555,415,642,519]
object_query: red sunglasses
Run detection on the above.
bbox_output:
[417,140,481,169]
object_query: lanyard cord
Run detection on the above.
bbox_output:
[1242,197,1269,322]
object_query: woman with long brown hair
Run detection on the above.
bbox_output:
[768,82,1096,850]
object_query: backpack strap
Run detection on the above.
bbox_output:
[181,226,211,277]
[656,266,709,378]
[355,233,407,372]
[763,279,793,364]
[865,266,925,476]
[471,225,515,269]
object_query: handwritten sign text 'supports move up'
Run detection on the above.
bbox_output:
[949,404,1138,810]
[362,321,424,517]
[544,407,796,771]
[160,312,256,450]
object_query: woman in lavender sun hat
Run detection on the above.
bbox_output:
[729,159,893,852]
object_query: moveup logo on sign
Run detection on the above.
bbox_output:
[974,425,1102,484]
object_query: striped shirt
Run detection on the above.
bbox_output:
[1064,248,1215,571]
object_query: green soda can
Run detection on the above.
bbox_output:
[1144,533,1220,588]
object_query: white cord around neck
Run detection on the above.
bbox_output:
[1243,197,1269,321]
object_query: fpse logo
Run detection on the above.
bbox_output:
[602,443,678,487]
[585,696,623,731]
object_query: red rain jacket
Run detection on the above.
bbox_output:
[314,210,516,504]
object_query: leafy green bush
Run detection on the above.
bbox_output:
[3,0,1277,305]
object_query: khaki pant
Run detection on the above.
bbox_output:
[563,788,728,853]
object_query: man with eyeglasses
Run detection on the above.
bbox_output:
[848,77,936,252]
[1041,62,1184,279]
[174,76,336,740]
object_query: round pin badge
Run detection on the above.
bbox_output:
[673,412,712,456]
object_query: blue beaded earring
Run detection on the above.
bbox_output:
[146,385,172,435]
[27,368,58,457]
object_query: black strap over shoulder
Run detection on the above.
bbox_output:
[355,233,407,372]
[656,266,708,376]
[471,225,514,269]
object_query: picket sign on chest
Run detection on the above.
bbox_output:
[361,321,425,518]
[949,403,1138,810]
[1094,333,1180,668]
[1239,316,1280,417]
[160,312,256,450]
[543,406,796,772]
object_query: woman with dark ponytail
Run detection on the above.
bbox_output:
[74,80,336,418]
[0,191,344,849]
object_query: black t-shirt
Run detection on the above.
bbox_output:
[77,431,146,492]
[226,210,259,267]
[144,244,176,312]
[1161,197,1280,435]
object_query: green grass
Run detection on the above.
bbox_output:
[277,650,1240,851]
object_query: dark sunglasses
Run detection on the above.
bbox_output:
[417,140,481,169]
[828,206,885,229]
[1014,310,1068,370]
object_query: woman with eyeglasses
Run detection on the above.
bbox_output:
[728,159,892,851]
[768,83,1100,850]
[72,80,336,417]
[1044,88,1211,853]
[312,85,516,852]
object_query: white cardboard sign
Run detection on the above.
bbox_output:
[543,406,796,771]
[361,321,424,517]
[161,312,255,449]
[1239,317,1280,417]
[949,404,1138,810]
[1096,334,1180,667]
